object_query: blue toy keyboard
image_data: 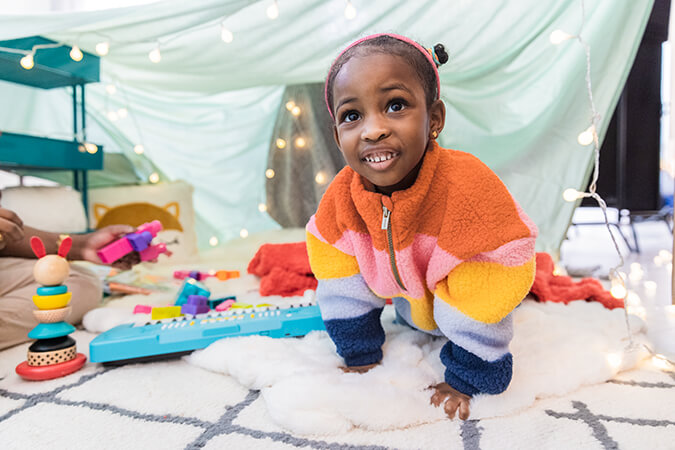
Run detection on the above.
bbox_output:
[89,303,325,364]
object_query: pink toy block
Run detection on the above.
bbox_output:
[215,299,236,312]
[136,220,162,237]
[97,237,133,264]
[139,243,170,262]
[133,305,153,314]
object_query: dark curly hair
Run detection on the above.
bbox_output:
[325,35,448,118]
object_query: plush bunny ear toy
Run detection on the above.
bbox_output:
[30,236,72,286]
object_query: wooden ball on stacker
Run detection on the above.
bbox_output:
[33,255,70,286]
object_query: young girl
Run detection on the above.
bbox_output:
[306,34,537,420]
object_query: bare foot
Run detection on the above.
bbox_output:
[430,382,471,420]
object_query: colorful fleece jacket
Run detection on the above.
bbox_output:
[306,143,538,396]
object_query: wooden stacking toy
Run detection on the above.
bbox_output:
[15,236,87,381]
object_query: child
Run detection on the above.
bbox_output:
[306,34,537,420]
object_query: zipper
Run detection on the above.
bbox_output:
[381,204,407,292]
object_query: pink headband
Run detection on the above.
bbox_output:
[324,33,441,120]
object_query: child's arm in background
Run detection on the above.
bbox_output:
[306,231,386,369]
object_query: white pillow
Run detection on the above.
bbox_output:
[0,186,87,233]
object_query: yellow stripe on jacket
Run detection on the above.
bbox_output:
[306,232,360,279]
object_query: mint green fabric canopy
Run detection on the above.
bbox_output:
[0,0,653,252]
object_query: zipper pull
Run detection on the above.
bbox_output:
[381,205,391,230]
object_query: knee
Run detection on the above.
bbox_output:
[65,264,103,324]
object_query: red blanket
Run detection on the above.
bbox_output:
[249,243,623,309]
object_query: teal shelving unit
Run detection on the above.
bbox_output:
[0,36,103,225]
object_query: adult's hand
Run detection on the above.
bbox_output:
[77,224,135,269]
[0,191,24,251]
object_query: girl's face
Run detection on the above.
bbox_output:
[332,53,445,195]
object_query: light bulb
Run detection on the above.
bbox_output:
[117,108,128,118]
[276,138,286,149]
[258,203,267,212]
[106,84,117,95]
[221,26,234,43]
[209,236,219,246]
[291,106,301,116]
[95,41,109,56]
[610,283,627,299]
[240,228,249,238]
[266,0,279,19]
[344,0,357,20]
[149,46,161,63]
[659,249,672,261]
[20,53,34,70]
[315,171,327,185]
[84,142,98,154]
[577,125,595,146]
[550,29,573,45]
[70,45,83,62]
[626,291,641,307]
[653,255,663,266]
[644,280,657,294]
[606,352,622,370]
[265,169,275,179]
[107,110,119,122]
[295,137,306,148]
[149,172,160,183]
[563,188,580,202]
[652,354,672,370]
[285,101,295,111]
[133,144,145,155]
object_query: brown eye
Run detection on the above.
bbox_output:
[344,111,360,122]
[387,100,406,113]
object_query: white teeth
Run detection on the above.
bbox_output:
[365,153,394,163]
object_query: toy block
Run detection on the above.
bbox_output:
[32,292,72,310]
[137,220,162,237]
[33,306,71,323]
[133,305,153,314]
[36,285,68,296]
[151,306,183,320]
[214,298,237,312]
[126,231,153,252]
[174,278,210,306]
[27,345,77,366]
[216,270,240,281]
[16,353,86,381]
[97,237,133,264]
[181,295,210,315]
[209,296,236,310]
[139,243,169,262]
[29,336,75,352]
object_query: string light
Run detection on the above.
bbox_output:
[240,228,249,238]
[563,188,580,202]
[221,24,234,43]
[149,172,160,183]
[294,137,306,148]
[285,101,296,111]
[83,142,98,154]
[276,138,287,149]
[266,0,279,20]
[19,53,34,70]
[606,352,623,370]
[95,41,109,56]
[315,171,328,185]
[117,108,128,119]
[209,236,219,246]
[69,45,83,62]
[652,354,673,370]
[265,169,275,179]
[291,106,301,116]
[149,45,161,63]
[577,124,595,146]
[133,144,145,155]
[106,84,117,95]
[344,0,357,20]
[107,110,119,122]
[549,29,574,45]
[258,203,267,212]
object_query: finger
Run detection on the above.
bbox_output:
[458,400,471,421]
[430,390,448,407]
[0,208,24,228]
[105,224,135,236]
[444,397,460,419]
[0,218,25,242]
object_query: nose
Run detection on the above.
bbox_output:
[360,114,390,142]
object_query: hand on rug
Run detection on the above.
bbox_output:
[339,362,379,373]
[430,382,471,420]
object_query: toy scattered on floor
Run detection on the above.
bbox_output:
[96,220,171,264]
[89,303,325,364]
[151,306,183,320]
[174,278,210,306]
[133,305,153,314]
[181,295,210,315]
[214,298,236,311]
[105,282,154,296]
[173,269,240,281]
[15,236,87,381]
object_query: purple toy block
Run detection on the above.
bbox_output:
[126,231,153,252]
[136,220,162,237]
[187,295,208,305]
[181,295,210,315]
[97,237,133,264]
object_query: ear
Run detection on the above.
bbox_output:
[57,235,72,258]
[429,99,446,137]
[332,125,343,153]
[163,202,180,219]
[30,236,46,259]
[94,203,109,222]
